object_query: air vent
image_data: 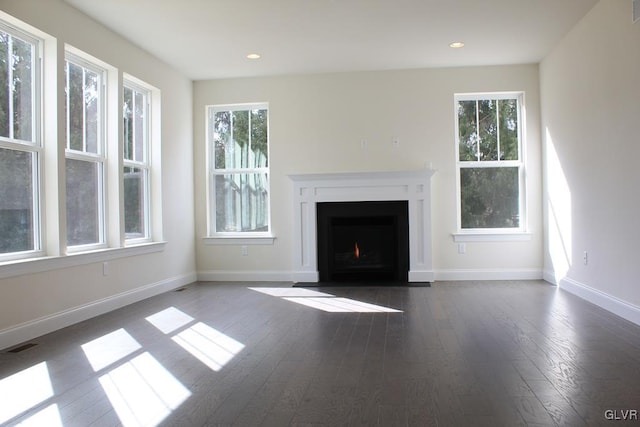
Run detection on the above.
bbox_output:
[6,343,38,353]
[635,0,639,23]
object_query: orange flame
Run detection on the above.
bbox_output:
[354,242,360,259]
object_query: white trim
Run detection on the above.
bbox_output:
[452,232,532,242]
[197,268,541,283]
[454,92,527,233]
[435,268,542,281]
[553,275,640,327]
[197,270,292,282]
[207,103,271,236]
[0,241,166,280]
[203,235,275,245]
[0,271,196,351]
[289,169,435,283]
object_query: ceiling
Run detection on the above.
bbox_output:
[63,0,599,81]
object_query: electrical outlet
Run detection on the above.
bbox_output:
[458,243,466,254]
[392,137,400,148]
[103,262,109,276]
[241,246,248,256]
[583,251,588,265]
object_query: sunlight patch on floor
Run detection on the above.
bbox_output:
[81,328,142,372]
[99,352,191,427]
[145,306,195,334]
[283,296,402,312]
[249,287,334,298]
[172,322,245,371]
[0,362,54,424]
[249,287,402,313]
[16,404,62,427]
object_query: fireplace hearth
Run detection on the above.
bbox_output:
[317,201,409,282]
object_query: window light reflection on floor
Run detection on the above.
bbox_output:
[99,352,191,427]
[0,362,54,424]
[146,306,245,372]
[249,287,403,313]
[283,296,402,313]
[15,404,62,427]
[172,322,245,371]
[145,306,195,334]
[81,328,142,372]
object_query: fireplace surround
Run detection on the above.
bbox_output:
[289,169,435,283]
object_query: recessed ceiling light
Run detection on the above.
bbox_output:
[246,53,261,59]
[449,42,465,49]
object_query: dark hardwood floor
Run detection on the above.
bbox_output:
[1,280,639,426]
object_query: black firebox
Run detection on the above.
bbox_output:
[316,201,409,282]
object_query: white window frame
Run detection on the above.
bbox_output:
[0,12,166,277]
[453,92,529,242]
[0,22,43,262]
[64,52,107,252]
[123,79,151,243]
[205,102,274,244]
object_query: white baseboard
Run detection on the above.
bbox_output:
[198,270,293,282]
[0,271,197,351]
[200,269,540,283]
[434,268,543,281]
[542,269,558,285]
[555,275,640,327]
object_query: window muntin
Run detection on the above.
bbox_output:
[455,93,525,231]
[65,55,106,248]
[208,104,270,235]
[0,24,40,259]
[123,82,150,241]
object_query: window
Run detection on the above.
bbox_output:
[207,103,270,236]
[65,54,106,249]
[455,93,525,233]
[0,24,41,259]
[123,81,150,241]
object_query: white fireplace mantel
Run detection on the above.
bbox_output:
[288,169,435,283]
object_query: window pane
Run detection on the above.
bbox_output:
[460,167,519,229]
[232,110,249,168]
[67,62,84,151]
[123,86,133,161]
[0,33,9,138]
[214,173,268,233]
[457,100,478,161]
[499,99,519,160]
[134,91,144,162]
[66,158,101,246]
[250,109,268,168]
[12,36,33,142]
[0,148,34,253]
[478,100,498,160]
[124,166,146,239]
[0,32,34,142]
[84,68,99,154]
[213,111,230,169]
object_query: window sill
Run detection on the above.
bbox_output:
[452,232,532,242]
[203,235,276,245]
[0,241,167,280]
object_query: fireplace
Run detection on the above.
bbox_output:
[317,201,409,282]
[289,169,435,283]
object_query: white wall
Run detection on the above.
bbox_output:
[0,0,196,349]
[194,65,543,281]
[541,0,640,323]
